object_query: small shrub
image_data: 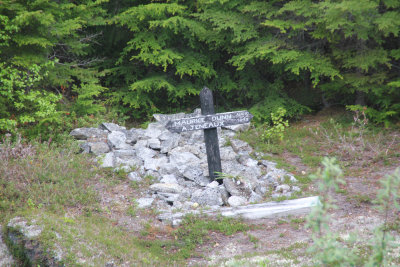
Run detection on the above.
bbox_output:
[261,107,289,144]
[307,158,400,266]
[347,105,396,127]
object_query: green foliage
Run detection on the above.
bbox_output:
[347,104,397,127]
[241,0,399,123]
[2,0,400,136]
[0,61,62,133]
[249,91,310,125]
[108,0,315,120]
[366,168,400,266]
[0,0,108,138]
[262,107,289,143]
[307,158,400,266]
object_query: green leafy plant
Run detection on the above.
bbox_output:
[215,172,240,181]
[0,0,108,139]
[262,107,289,144]
[0,62,62,134]
[347,104,396,128]
[307,158,400,265]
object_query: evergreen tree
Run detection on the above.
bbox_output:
[110,0,308,121]
[0,0,108,135]
[234,0,400,124]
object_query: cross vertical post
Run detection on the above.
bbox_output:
[200,87,222,181]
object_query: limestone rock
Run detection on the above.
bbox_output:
[6,217,61,266]
[221,129,236,138]
[160,138,179,154]
[70,128,107,140]
[0,226,14,266]
[161,174,178,184]
[88,142,110,154]
[159,131,178,141]
[158,164,180,176]
[107,131,130,150]
[100,122,126,132]
[275,184,291,193]
[240,167,262,189]
[115,157,143,169]
[255,181,269,196]
[188,130,204,143]
[206,181,219,189]
[260,160,277,168]
[114,165,132,172]
[125,129,141,145]
[218,185,230,205]
[113,149,136,159]
[135,147,157,161]
[150,183,183,194]
[79,141,91,153]
[126,128,146,145]
[136,198,154,209]
[101,152,114,168]
[71,119,303,212]
[261,172,280,187]
[145,170,161,179]
[169,151,199,172]
[220,146,237,161]
[157,192,180,203]
[148,138,161,150]
[289,175,298,183]
[7,217,42,238]
[223,178,252,199]
[128,172,142,182]
[249,191,263,203]
[228,196,247,207]
[230,139,252,153]
[223,161,246,178]
[182,166,210,186]
[292,186,301,192]
[134,140,148,149]
[144,123,165,139]
[191,188,223,206]
[238,155,258,167]
[144,156,168,171]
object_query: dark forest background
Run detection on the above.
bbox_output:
[1,0,399,139]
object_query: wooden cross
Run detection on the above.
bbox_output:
[166,87,253,181]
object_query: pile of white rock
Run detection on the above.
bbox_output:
[70,110,301,217]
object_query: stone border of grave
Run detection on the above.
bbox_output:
[5,217,63,266]
[68,109,315,226]
[0,225,15,266]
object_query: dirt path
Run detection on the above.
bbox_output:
[185,159,400,266]
[88,126,399,266]
[87,160,398,266]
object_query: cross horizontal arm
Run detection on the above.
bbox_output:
[165,110,253,133]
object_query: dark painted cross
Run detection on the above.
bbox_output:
[166,87,253,181]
